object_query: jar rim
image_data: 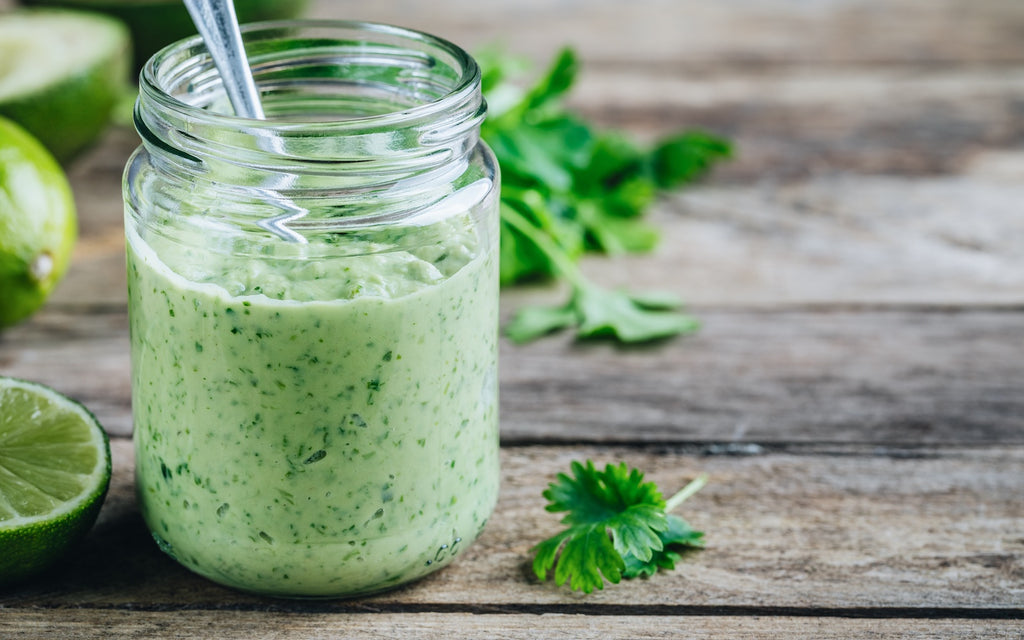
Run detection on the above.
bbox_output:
[132,17,488,203]
[139,19,481,133]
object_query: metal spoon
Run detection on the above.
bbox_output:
[183,0,309,242]
[183,0,264,119]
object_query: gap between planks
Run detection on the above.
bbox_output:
[12,601,1024,620]
[2,611,1022,640]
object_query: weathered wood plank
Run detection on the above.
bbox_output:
[584,176,1024,306]
[310,0,1024,181]
[3,0,1017,72]
[53,127,136,308]
[3,441,1021,610]
[0,309,131,435]
[573,70,1024,181]
[307,0,1024,69]
[499,308,1024,445]
[2,610,1021,640]
[4,307,1020,443]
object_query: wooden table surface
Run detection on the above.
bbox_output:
[3,0,1024,637]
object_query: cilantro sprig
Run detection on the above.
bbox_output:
[500,206,700,342]
[480,48,732,343]
[533,460,707,593]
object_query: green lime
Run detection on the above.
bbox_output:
[0,116,77,329]
[0,377,111,587]
[0,8,131,163]
[19,0,309,72]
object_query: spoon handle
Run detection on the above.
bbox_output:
[183,0,265,119]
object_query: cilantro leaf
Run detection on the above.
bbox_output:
[532,461,668,593]
[488,118,592,193]
[626,290,686,310]
[502,206,700,343]
[520,47,578,114]
[533,525,624,594]
[576,200,660,255]
[506,285,700,344]
[621,514,705,579]
[533,461,707,593]
[649,132,733,189]
[503,301,576,344]
[498,197,580,285]
[480,46,732,343]
[574,283,700,342]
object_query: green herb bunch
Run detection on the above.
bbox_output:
[479,48,732,343]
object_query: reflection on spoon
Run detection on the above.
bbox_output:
[183,0,309,243]
[182,0,264,119]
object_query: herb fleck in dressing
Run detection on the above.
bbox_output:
[128,223,499,597]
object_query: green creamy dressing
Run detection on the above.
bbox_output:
[127,218,499,597]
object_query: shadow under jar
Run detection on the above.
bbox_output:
[123,21,500,598]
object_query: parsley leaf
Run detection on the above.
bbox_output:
[533,460,707,593]
[480,47,731,343]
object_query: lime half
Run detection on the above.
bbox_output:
[0,9,130,163]
[0,377,111,586]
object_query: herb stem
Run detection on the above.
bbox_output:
[500,205,587,289]
[665,473,708,513]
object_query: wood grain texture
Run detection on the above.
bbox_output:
[3,441,1021,611]
[306,0,1024,68]
[2,611,1022,640]
[499,309,1024,445]
[575,69,1024,181]
[0,308,131,435]
[4,307,1021,443]
[583,176,1024,306]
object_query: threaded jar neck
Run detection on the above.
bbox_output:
[135,20,485,189]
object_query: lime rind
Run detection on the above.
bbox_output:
[0,116,77,328]
[0,377,110,585]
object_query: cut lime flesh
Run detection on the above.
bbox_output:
[0,377,111,585]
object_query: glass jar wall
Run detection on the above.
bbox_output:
[123,21,499,598]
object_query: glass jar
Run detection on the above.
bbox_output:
[123,21,500,598]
